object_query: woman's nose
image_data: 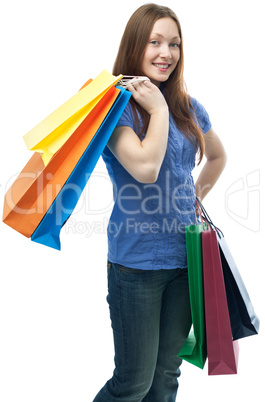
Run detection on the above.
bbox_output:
[160,45,172,59]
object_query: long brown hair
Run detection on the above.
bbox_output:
[113,3,205,163]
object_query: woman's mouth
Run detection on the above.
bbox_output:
[153,63,171,71]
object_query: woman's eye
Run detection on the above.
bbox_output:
[150,40,180,47]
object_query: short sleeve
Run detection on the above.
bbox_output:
[115,101,135,131]
[190,97,212,134]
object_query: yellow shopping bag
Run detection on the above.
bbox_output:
[23,70,122,165]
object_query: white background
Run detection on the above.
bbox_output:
[0,0,264,401]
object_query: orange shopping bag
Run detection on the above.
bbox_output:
[3,83,120,237]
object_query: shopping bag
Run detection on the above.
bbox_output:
[31,86,131,250]
[218,234,260,340]
[178,223,207,369]
[23,70,122,165]
[3,84,120,237]
[202,229,239,375]
[196,198,260,341]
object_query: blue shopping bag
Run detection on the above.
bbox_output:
[31,87,131,250]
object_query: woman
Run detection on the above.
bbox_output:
[93,3,226,401]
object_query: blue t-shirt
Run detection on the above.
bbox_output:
[101,96,211,270]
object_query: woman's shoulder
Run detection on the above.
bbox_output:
[115,100,144,137]
[189,96,212,134]
[190,96,208,115]
[116,101,134,129]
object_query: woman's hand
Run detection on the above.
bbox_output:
[107,80,169,183]
[126,80,168,115]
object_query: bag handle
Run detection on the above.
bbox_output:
[196,197,223,238]
[195,198,210,230]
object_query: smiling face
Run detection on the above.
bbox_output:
[141,17,181,87]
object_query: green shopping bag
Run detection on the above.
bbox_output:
[178,223,207,369]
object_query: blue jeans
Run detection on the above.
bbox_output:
[93,262,192,402]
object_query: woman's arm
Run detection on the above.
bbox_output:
[195,127,227,201]
[107,80,169,183]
